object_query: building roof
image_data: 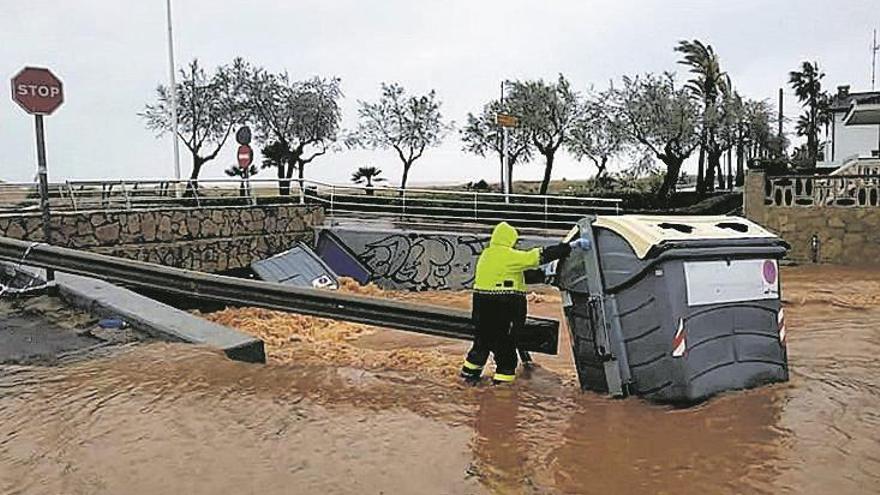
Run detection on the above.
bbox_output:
[829,90,880,112]
[844,101,880,125]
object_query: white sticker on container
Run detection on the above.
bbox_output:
[684,259,779,306]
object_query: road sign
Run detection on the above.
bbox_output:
[11,67,64,115]
[496,113,518,128]
[236,126,252,145]
[237,144,253,169]
[10,66,64,289]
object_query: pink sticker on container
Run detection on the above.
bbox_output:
[762,260,777,284]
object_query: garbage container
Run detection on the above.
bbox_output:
[555,215,789,403]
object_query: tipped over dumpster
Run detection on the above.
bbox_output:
[555,215,789,403]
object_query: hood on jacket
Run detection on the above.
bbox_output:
[489,222,518,248]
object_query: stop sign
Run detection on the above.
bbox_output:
[237,144,253,169]
[11,67,64,115]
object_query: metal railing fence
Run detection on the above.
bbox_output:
[0,178,623,229]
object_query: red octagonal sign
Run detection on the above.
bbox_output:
[11,67,64,115]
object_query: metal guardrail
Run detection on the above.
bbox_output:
[0,236,559,354]
[0,178,622,228]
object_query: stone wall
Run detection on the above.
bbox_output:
[0,205,323,272]
[321,226,556,291]
[744,171,880,264]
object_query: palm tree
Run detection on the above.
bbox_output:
[351,166,387,196]
[789,61,830,167]
[676,40,730,193]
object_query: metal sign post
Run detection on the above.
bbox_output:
[237,143,255,205]
[496,112,518,204]
[235,126,256,205]
[11,67,64,291]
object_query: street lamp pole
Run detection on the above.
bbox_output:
[165,0,182,193]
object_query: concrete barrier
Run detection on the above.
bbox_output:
[2,263,265,363]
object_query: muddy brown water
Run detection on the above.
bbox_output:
[1,265,879,494]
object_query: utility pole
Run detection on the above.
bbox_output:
[778,88,784,158]
[165,0,182,195]
[500,81,506,195]
[872,28,878,90]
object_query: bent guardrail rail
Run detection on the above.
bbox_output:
[0,236,559,355]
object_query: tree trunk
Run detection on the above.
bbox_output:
[507,159,515,194]
[597,157,608,178]
[297,160,306,199]
[726,148,733,190]
[277,160,288,196]
[185,154,205,197]
[735,137,745,187]
[705,149,722,193]
[280,158,299,198]
[539,152,554,195]
[808,132,818,167]
[399,161,412,197]
[696,134,706,195]
[657,156,684,200]
[716,155,726,191]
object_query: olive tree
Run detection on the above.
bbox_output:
[348,83,449,191]
[141,59,241,184]
[612,73,701,199]
[239,60,342,196]
[506,74,582,195]
[460,99,533,189]
[567,91,626,179]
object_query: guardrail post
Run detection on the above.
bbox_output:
[299,179,306,205]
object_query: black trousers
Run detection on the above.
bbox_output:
[466,292,527,376]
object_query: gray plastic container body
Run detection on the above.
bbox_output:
[558,219,789,403]
[252,243,339,289]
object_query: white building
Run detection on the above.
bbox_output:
[820,86,880,170]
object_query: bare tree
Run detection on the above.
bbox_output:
[239,60,342,196]
[567,91,626,180]
[460,99,533,189]
[141,59,241,185]
[506,74,582,195]
[612,73,701,199]
[348,83,449,191]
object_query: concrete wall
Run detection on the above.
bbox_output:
[322,226,557,291]
[744,171,880,264]
[0,205,323,272]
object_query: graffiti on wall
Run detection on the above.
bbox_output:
[357,233,487,291]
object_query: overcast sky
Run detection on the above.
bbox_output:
[1,0,878,186]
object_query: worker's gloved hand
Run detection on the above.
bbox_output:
[569,238,592,251]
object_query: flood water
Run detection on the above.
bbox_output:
[1,265,879,494]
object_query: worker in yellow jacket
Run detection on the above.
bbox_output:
[461,222,591,384]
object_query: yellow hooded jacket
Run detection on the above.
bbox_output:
[473,222,541,293]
